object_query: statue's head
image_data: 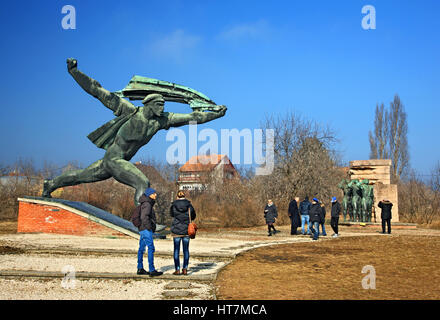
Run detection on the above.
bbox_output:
[142,94,165,117]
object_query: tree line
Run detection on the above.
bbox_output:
[1,103,439,229]
[368,94,440,227]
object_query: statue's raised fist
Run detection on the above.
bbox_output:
[67,58,77,70]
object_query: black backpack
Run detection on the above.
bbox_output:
[131,204,142,227]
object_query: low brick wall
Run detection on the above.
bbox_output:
[17,201,129,238]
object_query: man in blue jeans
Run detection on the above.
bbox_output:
[299,196,312,235]
[137,187,163,277]
[309,198,322,241]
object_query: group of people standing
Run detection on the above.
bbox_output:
[265,196,342,240]
[265,195,394,240]
[136,188,394,276]
[136,188,196,276]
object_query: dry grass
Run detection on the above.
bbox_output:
[0,220,17,235]
[215,235,440,300]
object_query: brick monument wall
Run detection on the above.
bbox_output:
[17,201,130,238]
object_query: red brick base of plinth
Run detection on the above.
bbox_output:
[17,201,129,238]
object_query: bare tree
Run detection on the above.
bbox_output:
[431,161,440,193]
[399,166,440,225]
[388,94,409,181]
[369,103,388,159]
[259,111,343,209]
[369,94,409,181]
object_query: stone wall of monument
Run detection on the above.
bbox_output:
[349,159,399,222]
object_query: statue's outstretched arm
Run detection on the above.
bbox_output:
[66,58,134,116]
[167,106,227,128]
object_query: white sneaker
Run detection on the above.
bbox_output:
[332,234,339,238]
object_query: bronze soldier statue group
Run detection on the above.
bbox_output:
[338,178,394,233]
[338,178,375,223]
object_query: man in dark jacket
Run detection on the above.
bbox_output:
[170,191,196,275]
[330,197,341,237]
[309,198,321,240]
[288,197,301,235]
[264,199,278,236]
[378,199,393,234]
[299,196,312,235]
[137,188,163,277]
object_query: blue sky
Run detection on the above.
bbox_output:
[0,0,438,175]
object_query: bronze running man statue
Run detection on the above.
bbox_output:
[42,58,227,205]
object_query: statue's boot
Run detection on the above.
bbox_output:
[42,179,53,198]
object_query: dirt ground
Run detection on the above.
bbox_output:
[215,234,440,300]
[0,221,17,235]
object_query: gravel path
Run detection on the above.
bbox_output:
[0,278,213,300]
[0,253,226,275]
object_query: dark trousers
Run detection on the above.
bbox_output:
[290,216,299,234]
[330,217,339,234]
[267,223,276,233]
[382,218,391,234]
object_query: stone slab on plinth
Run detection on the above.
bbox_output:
[349,159,392,185]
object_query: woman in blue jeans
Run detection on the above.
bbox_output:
[170,190,196,275]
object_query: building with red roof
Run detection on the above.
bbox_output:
[178,154,238,191]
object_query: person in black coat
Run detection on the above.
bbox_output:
[309,198,321,240]
[378,199,393,234]
[330,197,341,237]
[264,199,278,236]
[319,203,327,236]
[170,190,196,275]
[288,197,301,235]
[137,188,163,277]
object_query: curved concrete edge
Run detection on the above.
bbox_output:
[0,270,214,282]
[14,247,237,260]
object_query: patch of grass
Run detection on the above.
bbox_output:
[215,235,440,300]
[0,220,17,234]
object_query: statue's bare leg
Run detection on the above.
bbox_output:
[42,160,111,197]
[102,157,150,206]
